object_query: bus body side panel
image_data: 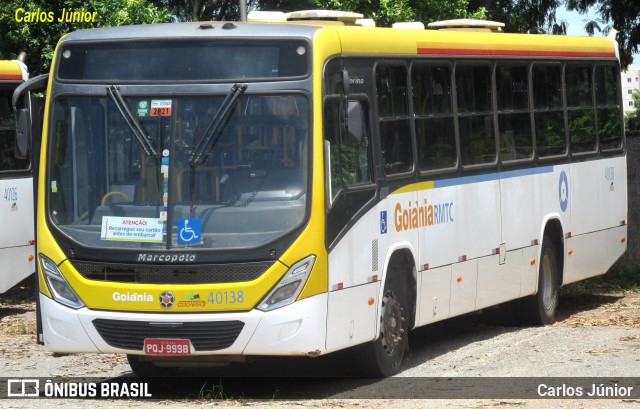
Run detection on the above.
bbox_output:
[325,199,387,353]
[499,166,567,299]
[414,177,502,320]
[564,225,627,284]
[326,282,380,353]
[399,185,453,328]
[0,176,35,293]
[417,265,451,326]
[564,156,627,284]
[450,179,502,313]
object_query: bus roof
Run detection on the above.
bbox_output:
[58,20,618,62]
[0,60,27,82]
[329,25,618,60]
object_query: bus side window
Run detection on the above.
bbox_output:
[496,64,533,161]
[324,99,372,201]
[412,64,456,170]
[456,64,495,166]
[533,63,566,157]
[566,64,596,154]
[595,65,623,151]
[375,65,413,174]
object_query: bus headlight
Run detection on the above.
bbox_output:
[40,254,85,309]
[258,255,315,312]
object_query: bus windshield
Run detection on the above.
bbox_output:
[48,92,309,250]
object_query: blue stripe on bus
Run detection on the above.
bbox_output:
[433,166,554,189]
[500,165,554,180]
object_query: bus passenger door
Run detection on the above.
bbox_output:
[324,97,380,352]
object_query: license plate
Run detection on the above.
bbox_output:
[143,338,192,356]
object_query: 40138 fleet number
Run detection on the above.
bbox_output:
[208,290,244,305]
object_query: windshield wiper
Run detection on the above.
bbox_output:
[189,83,247,166]
[107,85,159,158]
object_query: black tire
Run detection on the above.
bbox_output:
[356,273,409,377]
[126,355,173,378]
[516,237,560,326]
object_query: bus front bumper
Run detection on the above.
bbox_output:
[39,292,328,357]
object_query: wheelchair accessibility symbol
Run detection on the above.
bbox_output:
[178,218,201,244]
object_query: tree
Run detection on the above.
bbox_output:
[565,0,640,69]
[468,0,563,34]
[150,0,239,21]
[312,0,486,28]
[147,0,485,27]
[0,1,171,75]
[149,0,315,22]
[626,90,640,132]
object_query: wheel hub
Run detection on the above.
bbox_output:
[381,290,404,355]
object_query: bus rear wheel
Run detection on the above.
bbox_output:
[356,273,408,377]
[517,237,559,326]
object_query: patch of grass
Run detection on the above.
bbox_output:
[561,266,640,295]
[6,321,30,336]
[195,381,229,400]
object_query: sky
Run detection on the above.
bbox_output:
[555,6,639,68]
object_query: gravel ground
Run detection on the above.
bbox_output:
[2,278,640,408]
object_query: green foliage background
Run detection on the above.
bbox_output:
[0,0,638,75]
[0,1,171,75]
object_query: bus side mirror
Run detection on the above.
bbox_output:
[12,73,49,160]
[14,107,30,159]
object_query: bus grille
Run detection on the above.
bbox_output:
[92,319,245,351]
[70,260,272,284]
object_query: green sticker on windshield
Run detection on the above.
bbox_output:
[136,100,150,117]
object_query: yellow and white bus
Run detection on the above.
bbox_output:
[0,55,35,293]
[14,11,626,376]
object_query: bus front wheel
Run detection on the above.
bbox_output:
[357,272,409,377]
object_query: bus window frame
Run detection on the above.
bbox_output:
[410,60,460,176]
[323,94,376,205]
[323,91,378,248]
[494,61,535,166]
[565,62,599,157]
[373,60,416,179]
[594,62,625,154]
[531,61,568,162]
[453,60,499,171]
